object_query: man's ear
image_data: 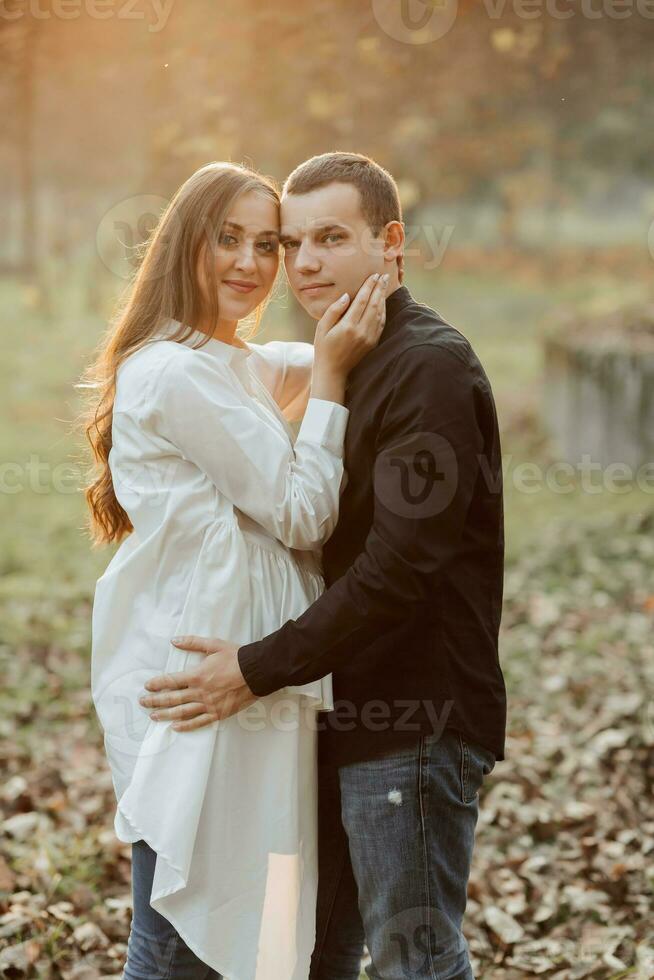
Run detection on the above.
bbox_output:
[383,220,405,254]
[383,220,405,280]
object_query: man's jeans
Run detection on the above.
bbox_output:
[309,727,496,980]
[123,839,222,979]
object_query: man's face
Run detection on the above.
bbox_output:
[280,182,385,319]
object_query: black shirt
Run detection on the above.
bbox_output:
[238,285,507,766]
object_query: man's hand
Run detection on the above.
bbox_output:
[138,636,258,731]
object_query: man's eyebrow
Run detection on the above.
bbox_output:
[279,223,349,242]
[223,221,279,237]
[313,223,349,234]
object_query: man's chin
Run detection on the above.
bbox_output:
[296,288,338,320]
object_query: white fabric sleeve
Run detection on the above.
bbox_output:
[151,352,348,550]
[247,340,314,422]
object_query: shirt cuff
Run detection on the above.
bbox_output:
[297,398,349,455]
[238,641,282,697]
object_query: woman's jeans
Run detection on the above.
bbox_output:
[309,726,496,980]
[123,839,222,979]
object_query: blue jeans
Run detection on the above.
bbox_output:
[123,839,222,979]
[309,727,496,980]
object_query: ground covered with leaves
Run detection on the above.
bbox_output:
[1,509,652,979]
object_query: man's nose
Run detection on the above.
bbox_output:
[294,240,320,273]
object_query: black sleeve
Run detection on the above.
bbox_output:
[237,343,486,695]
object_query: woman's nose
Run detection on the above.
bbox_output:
[234,245,257,272]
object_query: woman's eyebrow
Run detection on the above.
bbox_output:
[223,221,279,237]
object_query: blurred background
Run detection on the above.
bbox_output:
[1,1,653,977]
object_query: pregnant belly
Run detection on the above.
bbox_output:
[234,510,324,638]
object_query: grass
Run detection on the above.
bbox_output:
[407,263,654,560]
[0,255,652,600]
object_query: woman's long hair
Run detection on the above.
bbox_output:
[78,162,280,547]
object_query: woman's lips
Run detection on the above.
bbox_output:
[223,280,258,294]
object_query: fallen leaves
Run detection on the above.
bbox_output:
[1,511,653,977]
[464,510,654,978]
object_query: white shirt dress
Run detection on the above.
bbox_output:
[90,319,349,980]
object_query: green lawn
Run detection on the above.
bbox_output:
[1,258,652,600]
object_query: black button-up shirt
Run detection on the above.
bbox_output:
[238,285,507,766]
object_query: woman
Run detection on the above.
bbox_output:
[82,161,387,979]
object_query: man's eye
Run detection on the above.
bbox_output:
[323,233,344,244]
[219,233,238,247]
[282,240,299,251]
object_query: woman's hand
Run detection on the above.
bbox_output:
[311,273,388,404]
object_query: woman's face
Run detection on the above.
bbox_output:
[197,189,280,324]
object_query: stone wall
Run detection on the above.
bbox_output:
[543,332,654,470]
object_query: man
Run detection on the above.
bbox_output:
[141,152,507,979]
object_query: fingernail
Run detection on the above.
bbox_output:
[372,273,379,281]
[382,274,390,284]
[151,713,159,720]
[171,637,182,644]
[339,292,349,303]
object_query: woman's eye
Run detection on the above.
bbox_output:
[282,240,299,251]
[256,240,278,254]
[219,233,238,247]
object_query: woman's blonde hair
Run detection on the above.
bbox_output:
[79,161,280,547]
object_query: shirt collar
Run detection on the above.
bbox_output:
[342,284,417,392]
[380,285,415,342]
[153,318,254,363]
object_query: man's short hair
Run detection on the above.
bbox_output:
[283,151,403,236]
